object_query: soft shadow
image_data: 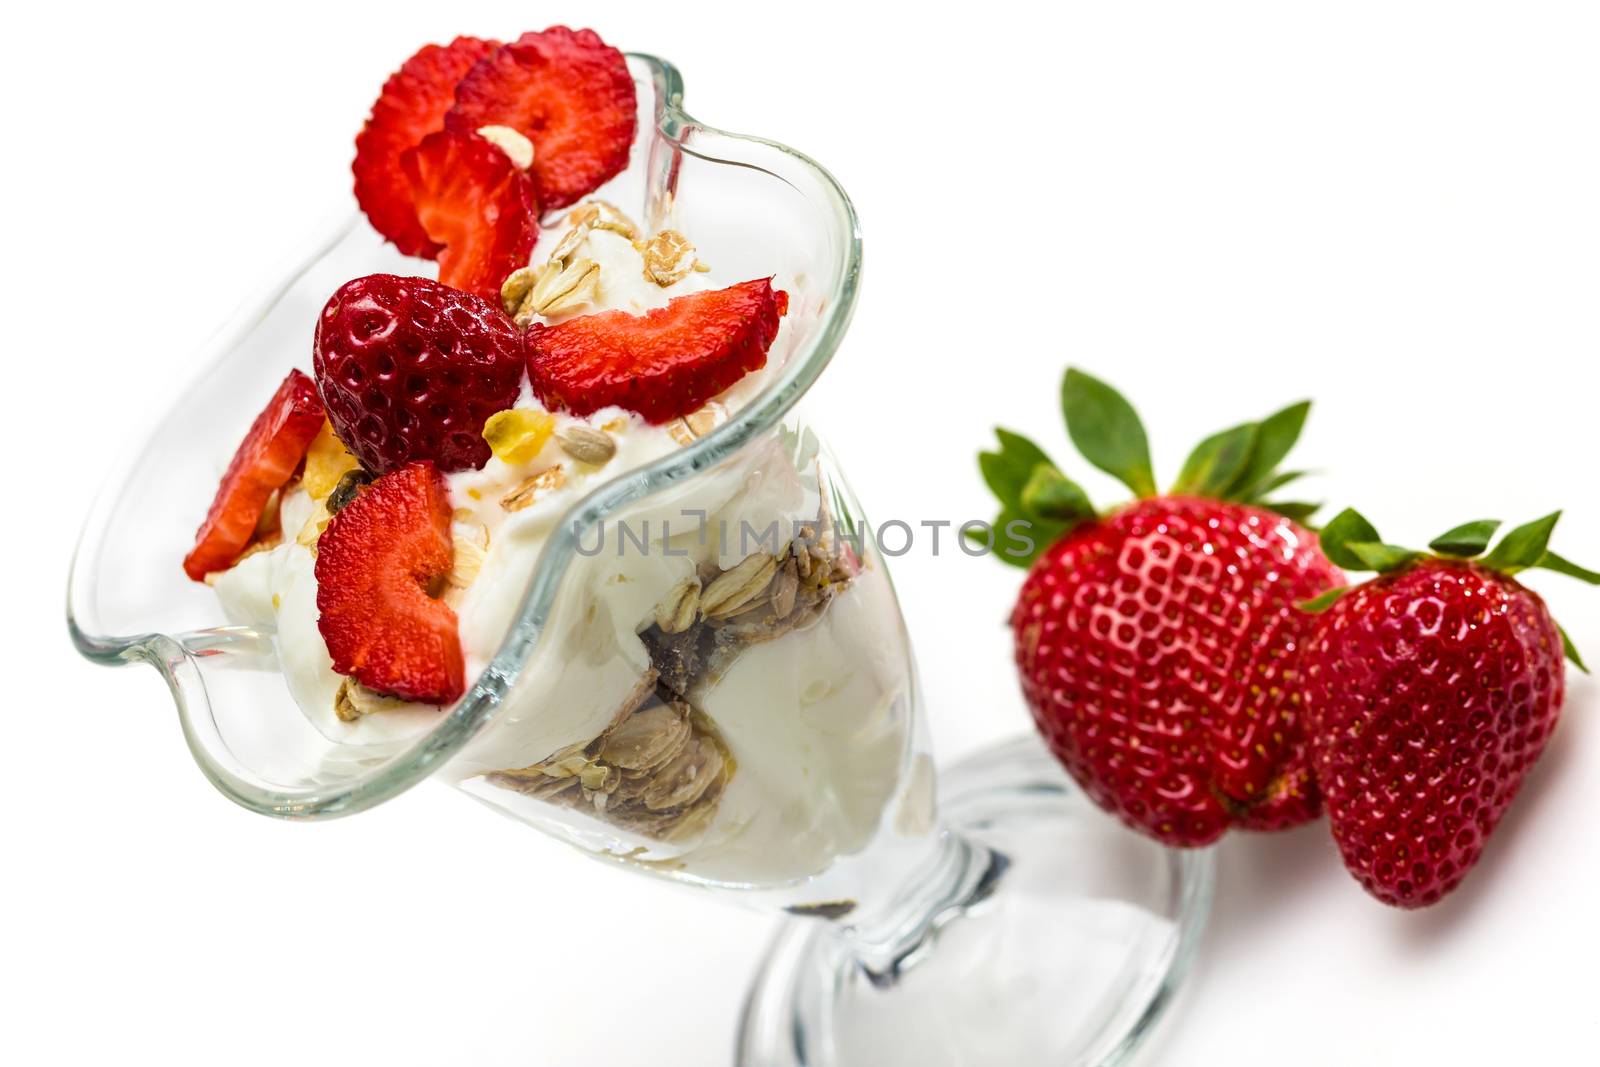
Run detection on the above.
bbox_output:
[1397,674,1594,946]
[1208,821,1340,934]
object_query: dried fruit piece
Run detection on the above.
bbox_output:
[184,369,325,581]
[482,408,556,465]
[301,419,361,501]
[445,27,637,210]
[314,462,464,703]
[528,279,788,422]
[314,274,525,475]
[326,469,374,515]
[352,37,499,257]
[402,127,539,300]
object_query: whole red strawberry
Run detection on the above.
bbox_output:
[982,370,1342,846]
[528,278,788,422]
[313,274,524,475]
[315,461,463,704]
[1301,509,1593,907]
[184,369,325,581]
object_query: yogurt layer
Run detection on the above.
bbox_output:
[211,206,913,885]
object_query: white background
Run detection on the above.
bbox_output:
[5,1,1599,1063]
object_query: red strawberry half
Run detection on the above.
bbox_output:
[402,127,539,300]
[184,369,325,581]
[981,370,1343,846]
[1301,509,1592,907]
[446,26,636,210]
[314,274,525,475]
[315,461,463,704]
[528,279,788,423]
[353,36,498,258]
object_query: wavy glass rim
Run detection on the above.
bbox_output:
[67,53,864,819]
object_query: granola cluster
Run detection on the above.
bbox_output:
[485,509,858,841]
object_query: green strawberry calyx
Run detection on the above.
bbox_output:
[975,367,1320,568]
[1301,507,1598,671]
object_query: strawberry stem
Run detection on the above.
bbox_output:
[1312,506,1595,669]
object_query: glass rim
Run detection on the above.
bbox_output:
[66,52,865,820]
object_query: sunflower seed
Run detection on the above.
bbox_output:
[555,426,617,465]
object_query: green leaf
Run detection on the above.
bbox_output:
[979,428,1057,512]
[1020,464,1094,523]
[1482,511,1562,573]
[1346,541,1423,573]
[1268,501,1322,524]
[1320,508,1384,571]
[1174,423,1258,497]
[1539,551,1600,585]
[1559,623,1589,673]
[1428,519,1501,558]
[1298,587,1348,614]
[1062,368,1157,498]
[1234,400,1311,499]
[1252,469,1309,497]
[979,508,1064,569]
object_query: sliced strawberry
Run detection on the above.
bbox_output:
[401,127,538,300]
[184,369,325,581]
[353,36,499,258]
[528,279,788,423]
[314,462,463,704]
[446,27,636,210]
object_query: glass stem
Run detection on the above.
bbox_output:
[835,827,1009,988]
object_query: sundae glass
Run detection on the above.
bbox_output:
[68,49,1212,1066]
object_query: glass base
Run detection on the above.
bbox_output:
[737,735,1215,1067]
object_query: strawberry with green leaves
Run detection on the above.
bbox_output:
[980,369,1343,846]
[1301,509,1594,907]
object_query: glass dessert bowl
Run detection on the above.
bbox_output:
[68,49,1212,1066]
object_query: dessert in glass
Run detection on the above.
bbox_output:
[68,27,1213,1066]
